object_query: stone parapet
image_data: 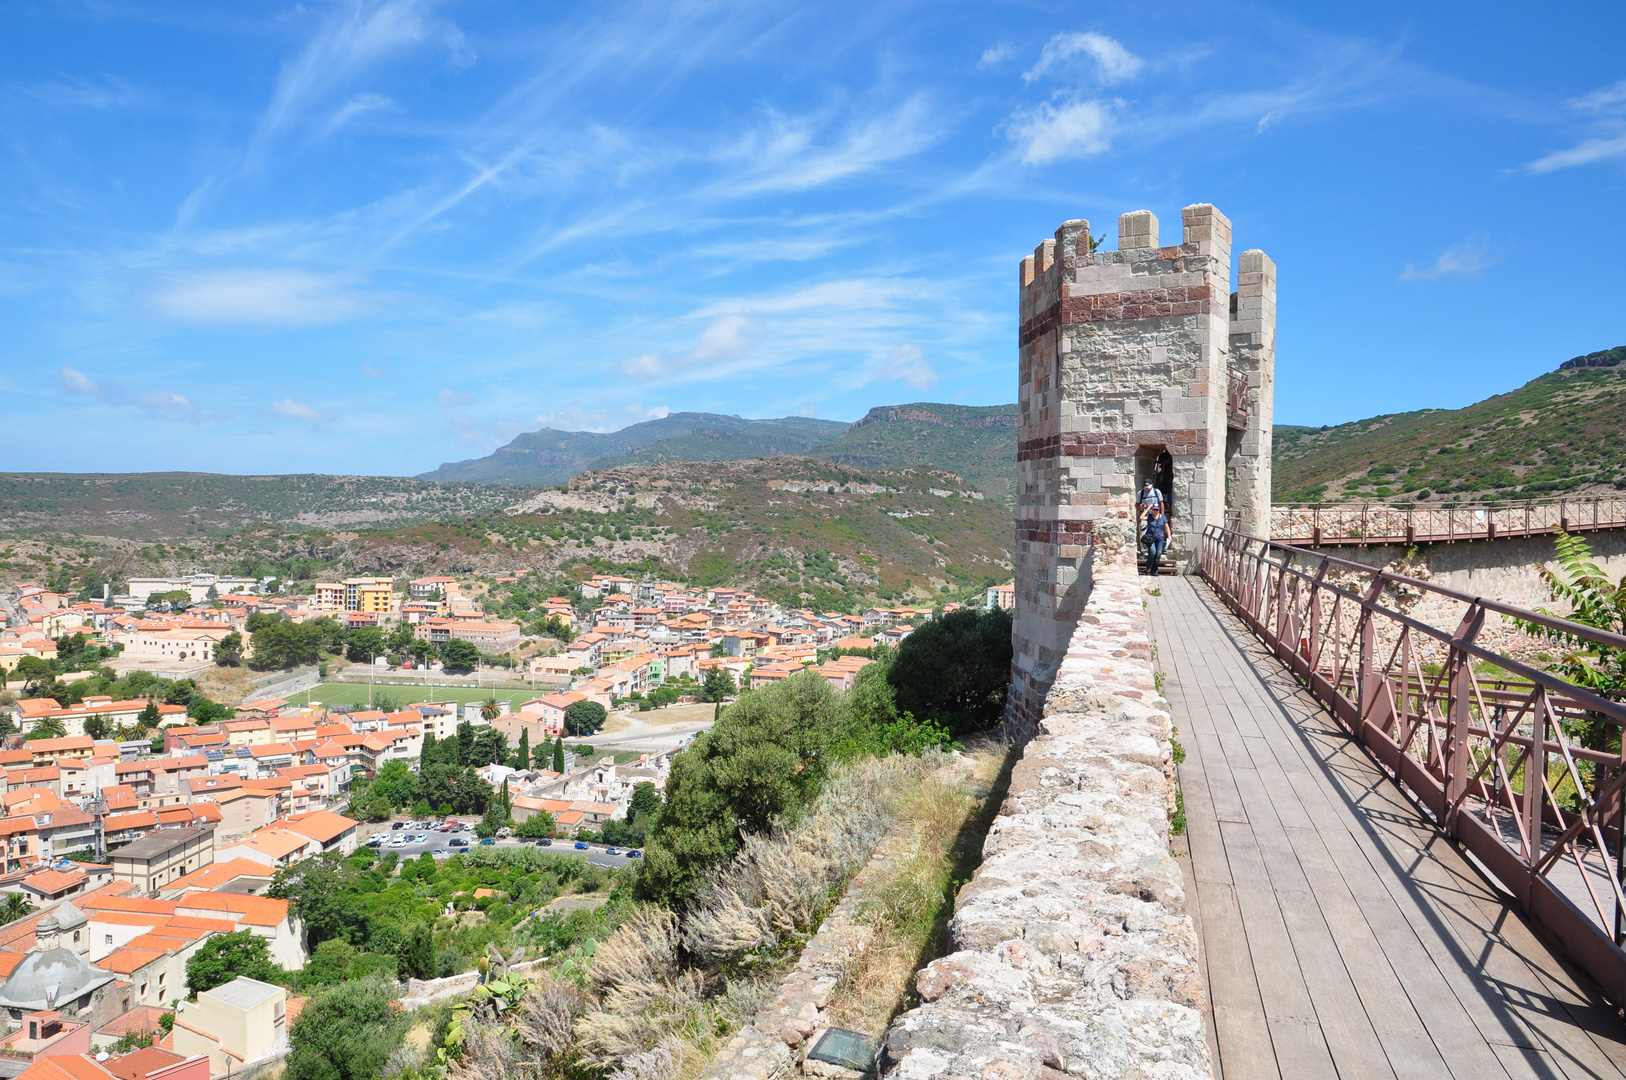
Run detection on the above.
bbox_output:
[887,555,1212,1080]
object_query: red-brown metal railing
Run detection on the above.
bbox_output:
[1271,496,1626,547]
[1201,524,1626,1004]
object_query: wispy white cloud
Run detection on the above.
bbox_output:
[55,366,101,396]
[620,314,760,383]
[713,96,942,195]
[361,363,386,378]
[322,92,395,135]
[444,413,487,446]
[1009,98,1114,164]
[1400,239,1495,281]
[23,74,149,111]
[1523,79,1626,174]
[436,387,474,406]
[528,403,670,434]
[253,0,466,155]
[271,398,341,430]
[1024,32,1142,85]
[53,365,206,422]
[979,43,1017,68]
[883,344,937,389]
[148,269,370,327]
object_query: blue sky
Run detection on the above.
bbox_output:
[3,1,1623,476]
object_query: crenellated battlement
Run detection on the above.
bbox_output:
[1008,203,1275,742]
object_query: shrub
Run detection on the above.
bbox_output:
[286,977,407,1080]
[635,672,854,908]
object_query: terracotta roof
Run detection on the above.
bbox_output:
[22,869,83,895]
[12,1054,118,1080]
[95,1008,178,1040]
[0,952,24,977]
[80,896,178,916]
[280,811,357,844]
[103,1047,186,1080]
[174,892,288,927]
[167,859,271,893]
[97,945,167,973]
[228,831,307,860]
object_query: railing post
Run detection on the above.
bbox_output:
[1444,603,1486,831]
[1523,688,1546,871]
[1356,575,1384,714]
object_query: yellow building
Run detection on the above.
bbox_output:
[344,578,394,613]
[172,976,289,1073]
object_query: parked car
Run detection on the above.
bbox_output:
[416,833,429,843]
[573,841,589,850]
[479,838,495,846]
[432,848,448,856]
[627,849,641,858]
[391,822,404,830]
[605,847,622,856]
[449,837,469,848]
[535,838,551,847]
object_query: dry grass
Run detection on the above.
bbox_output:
[441,749,1006,1080]
[822,739,1011,1038]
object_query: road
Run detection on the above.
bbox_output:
[366,825,637,869]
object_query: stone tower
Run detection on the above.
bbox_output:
[1008,205,1275,738]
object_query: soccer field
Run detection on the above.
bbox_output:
[297,682,544,710]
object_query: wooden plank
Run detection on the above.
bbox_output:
[1197,883,1280,1080]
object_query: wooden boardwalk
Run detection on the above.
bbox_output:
[1148,576,1626,1079]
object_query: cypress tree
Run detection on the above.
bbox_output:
[517,729,529,770]
[552,737,565,773]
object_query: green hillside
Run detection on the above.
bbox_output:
[0,458,1012,610]
[415,402,1018,498]
[418,412,846,484]
[1274,346,1626,503]
[0,473,541,539]
[810,403,1017,505]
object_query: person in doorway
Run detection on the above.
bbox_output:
[1143,505,1170,576]
[1137,479,1165,524]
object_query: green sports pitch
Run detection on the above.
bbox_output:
[293,683,545,710]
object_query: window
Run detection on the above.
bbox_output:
[104,935,113,945]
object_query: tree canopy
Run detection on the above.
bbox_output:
[286,977,407,1080]
[564,699,607,736]
[887,607,1013,734]
[186,930,287,996]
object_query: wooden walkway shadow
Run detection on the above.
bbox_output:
[1148,576,1626,1080]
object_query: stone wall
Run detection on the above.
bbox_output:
[888,551,1211,1080]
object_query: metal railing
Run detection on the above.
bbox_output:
[1271,496,1626,546]
[1200,524,1626,1003]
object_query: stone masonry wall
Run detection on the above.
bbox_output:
[887,548,1212,1080]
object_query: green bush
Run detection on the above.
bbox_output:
[286,977,407,1080]
[636,672,855,907]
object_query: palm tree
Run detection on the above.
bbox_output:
[0,894,34,923]
[479,697,502,723]
[29,715,66,740]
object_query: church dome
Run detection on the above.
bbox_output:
[0,915,113,1012]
